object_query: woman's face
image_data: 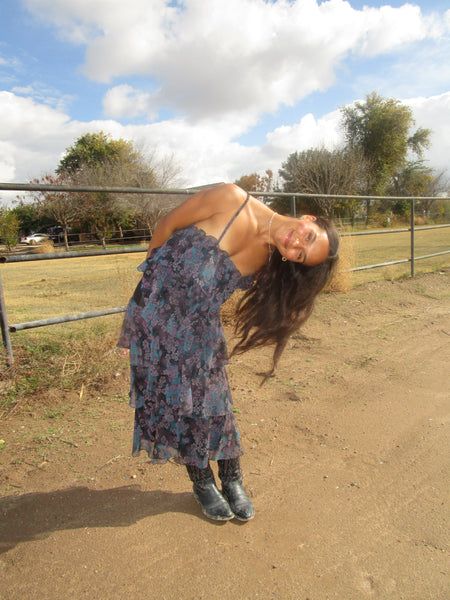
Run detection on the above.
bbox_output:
[275,216,330,266]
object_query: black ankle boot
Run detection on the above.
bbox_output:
[186,463,233,521]
[218,458,255,522]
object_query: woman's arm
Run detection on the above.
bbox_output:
[146,183,243,256]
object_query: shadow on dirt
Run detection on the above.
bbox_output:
[0,485,215,553]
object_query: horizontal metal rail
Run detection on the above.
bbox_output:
[1,246,145,264]
[5,249,449,331]
[9,306,127,332]
[0,182,194,195]
[0,181,444,202]
[350,250,450,272]
[342,223,450,237]
[413,250,450,261]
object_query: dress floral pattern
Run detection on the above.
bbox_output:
[118,225,253,468]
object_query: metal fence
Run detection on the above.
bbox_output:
[1,183,449,369]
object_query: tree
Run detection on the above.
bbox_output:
[389,161,448,218]
[419,170,448,217]
[28,173,79,250]
[234,170,274,193]
[73,162,131,249]
[58,132,158,248]
[12,201,49,235]
[0,207,20,251]
[341,92,431,199]
[278,147,368,219]
[123,152,183,239]
[56,132,133,176]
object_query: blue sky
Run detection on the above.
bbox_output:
[0,0,449,195]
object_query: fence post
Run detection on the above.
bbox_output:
[0,272,14,370]
[410,198,415,278]
[291,196,296,218]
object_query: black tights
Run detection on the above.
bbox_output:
[186,457,242,485]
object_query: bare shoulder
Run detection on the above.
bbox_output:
[201,183,247,209]
[156,183,246,232]
[148,183,251,254]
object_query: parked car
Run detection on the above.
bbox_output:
[49,226,66,243]
[21,233,52,245]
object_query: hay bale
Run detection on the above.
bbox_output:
[31,240,55,254]
[324,233,354,293]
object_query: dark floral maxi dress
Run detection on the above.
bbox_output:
[117,224,253,468]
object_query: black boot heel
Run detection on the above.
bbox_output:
[222,480,255,521]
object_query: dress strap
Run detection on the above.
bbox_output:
[218,192,250,242]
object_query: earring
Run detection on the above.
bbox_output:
[282,257,287,262]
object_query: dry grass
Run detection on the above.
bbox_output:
[31,240,55,254]
[326,232,354,292]
[1,228,447,327]
[0,252,141,415]
[0,318,127,418]
[351,227,449,284]
[221,291,243,326]
[1,253,142,324]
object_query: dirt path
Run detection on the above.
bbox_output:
[1,271,449,600]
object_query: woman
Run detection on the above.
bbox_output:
[118,183,339,522]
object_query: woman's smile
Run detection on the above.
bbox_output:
[284,230,293,249]
[278,218,329,265]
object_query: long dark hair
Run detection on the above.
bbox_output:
[231,217,339,379]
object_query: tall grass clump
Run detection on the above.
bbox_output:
[0,317,128,417]
[31,240,56,254]
[325,232,354,293]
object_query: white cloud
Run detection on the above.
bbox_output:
[356,4,427,56]
[22,0,448,126]
[23,0,106,45]
[102,85,159,121]
[11,83,74,112]
[0,141,17,181]
[263,111,343,159]
[0,92,94,186]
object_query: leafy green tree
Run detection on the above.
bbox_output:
[341,92,431,200]
[0,207,20,251]
[56,132,133,176]
[11,201,49,235]
[390,160,434,197]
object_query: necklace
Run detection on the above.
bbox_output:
[267,212,277,258]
